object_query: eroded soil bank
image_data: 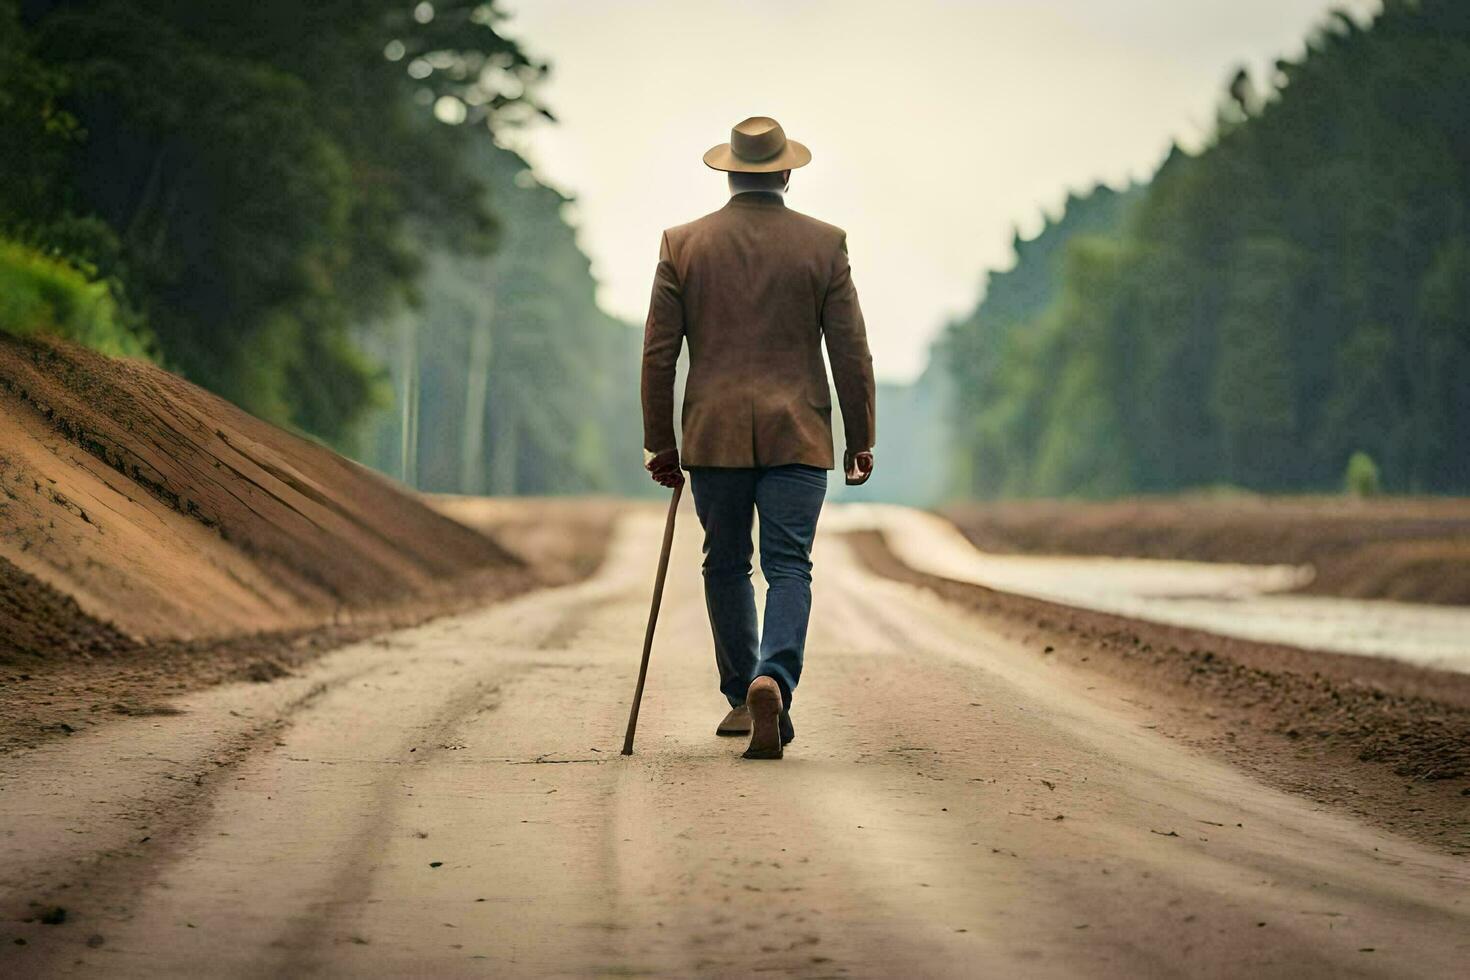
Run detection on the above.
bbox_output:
[0,336,520,653]
[941,496,1470,605]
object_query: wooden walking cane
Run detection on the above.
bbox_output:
[621,481,683,755]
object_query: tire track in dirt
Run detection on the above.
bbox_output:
[0,668,365,928]
[0,566,633,973]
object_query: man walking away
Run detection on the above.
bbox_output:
[641,115,876,761]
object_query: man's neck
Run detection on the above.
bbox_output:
[727,173,786,199]
[730,186,784,200]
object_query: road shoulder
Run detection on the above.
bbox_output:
[0,499,626,757]
[844,528,1470,855]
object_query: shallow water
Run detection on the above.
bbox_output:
[829,504,1470,675]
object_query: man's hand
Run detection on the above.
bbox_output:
[646,448,685,489]
[844,449,874,486]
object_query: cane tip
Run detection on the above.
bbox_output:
[620,746,633,756]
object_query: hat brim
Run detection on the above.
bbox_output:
[702,139,812,172]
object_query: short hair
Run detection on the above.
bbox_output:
[727,170,788,194]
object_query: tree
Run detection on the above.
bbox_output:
[4,1,545,447]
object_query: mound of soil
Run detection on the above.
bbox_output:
[847,529,1470,853]
[429,495,629,585]
[0,555,137,663]
[941,496,1470,605]
[0,335,520,661]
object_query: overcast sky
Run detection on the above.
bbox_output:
[498,0,1379,382]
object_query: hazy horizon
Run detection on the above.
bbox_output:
[500,0,1380,383]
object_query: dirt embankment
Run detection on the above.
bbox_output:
[941,496,1470,605]
[0,336,619,753]
[0,334,526,657]
[847,530,1470,853]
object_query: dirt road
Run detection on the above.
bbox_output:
[3,505,1467,977]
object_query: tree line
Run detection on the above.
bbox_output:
[355,138,647,496]
[936,0,1470,499]
[1,0,644,494]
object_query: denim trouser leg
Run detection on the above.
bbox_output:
[690,467,760,708]
[753,465,827,708]
[689,464,827,710]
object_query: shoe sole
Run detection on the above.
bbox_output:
[743,678,783,760]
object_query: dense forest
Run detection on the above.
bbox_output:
[935,183,1142,498]
[0,0,642,492]
[357,138,646,496]
[937,0,1470,499]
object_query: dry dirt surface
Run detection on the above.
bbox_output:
[942,496,1470,605]
[2,504,1466,977]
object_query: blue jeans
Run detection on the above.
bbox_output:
[688,464,827,710]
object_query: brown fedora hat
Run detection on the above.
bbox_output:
[703,116,812,173]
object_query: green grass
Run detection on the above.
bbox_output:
[0,237,151,359]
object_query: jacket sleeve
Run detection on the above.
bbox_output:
[821,234,876,453]
[641,231,684,456]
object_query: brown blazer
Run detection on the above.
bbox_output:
[641,191,876,470]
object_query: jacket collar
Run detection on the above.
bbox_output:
[726,190,786,210]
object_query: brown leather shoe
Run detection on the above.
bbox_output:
[742,677,784,760]
[716,705,751,736]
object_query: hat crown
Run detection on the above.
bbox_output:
[703,116,809,172]
[730,116,786,163]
